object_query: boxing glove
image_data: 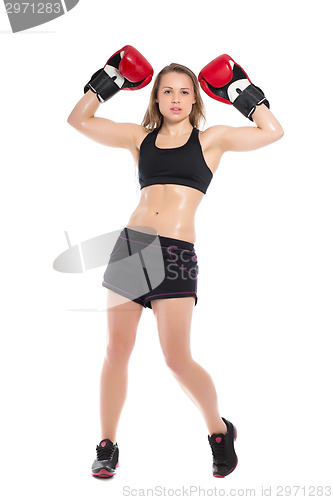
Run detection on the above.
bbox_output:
[84,45,154,103]
[198,54,269,121]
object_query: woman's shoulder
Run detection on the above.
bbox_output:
[130,124,153,150]
[198,125,230,151]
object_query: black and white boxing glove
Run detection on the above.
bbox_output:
[84,45,154,103]
[198,54,269,121]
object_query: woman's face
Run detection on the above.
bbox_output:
[156,72,196,123]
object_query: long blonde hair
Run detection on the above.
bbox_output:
[141,63,206,131]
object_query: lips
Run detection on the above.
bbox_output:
[170,107,182,113]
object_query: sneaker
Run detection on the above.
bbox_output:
[207,417,238,477]
[91,438,119,478]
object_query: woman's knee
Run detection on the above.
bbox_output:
[163,350,192,374]
[106,331,136,363]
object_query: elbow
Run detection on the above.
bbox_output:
[67,113,84,130]
[261,128,284,148]
[67,112,75,127]
[67,112,78,128]
[271,126,284,143]
[273,117,284,139]
[275,122,284,138]
[275,127,284,140]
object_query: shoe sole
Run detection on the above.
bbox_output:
[214,425,238,478]
[92,462,119,478]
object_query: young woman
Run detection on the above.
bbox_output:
[67,45,284,479]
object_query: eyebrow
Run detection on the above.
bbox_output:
[162,86,191,90]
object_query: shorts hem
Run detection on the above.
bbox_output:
[144,293,198,309]
[102,282,198,310]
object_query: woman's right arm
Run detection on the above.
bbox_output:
[67,89,142,150]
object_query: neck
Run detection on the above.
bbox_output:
[159,119,193,136]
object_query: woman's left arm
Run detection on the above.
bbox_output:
[198,53,284,153]
[212,105,284,153]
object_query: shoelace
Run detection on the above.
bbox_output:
[210,437,228,465]
[96,443,115,461]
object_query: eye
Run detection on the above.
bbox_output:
[163,90,189,94]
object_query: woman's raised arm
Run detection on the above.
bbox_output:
[211,104,284,153]
[67,44,153,150]
[67,89,142,150]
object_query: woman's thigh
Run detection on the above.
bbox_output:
[151,297,195,368]
[105,290,144,358]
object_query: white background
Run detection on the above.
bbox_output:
[1,0,332,498]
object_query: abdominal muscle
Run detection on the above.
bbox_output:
[125,127,222,245]
[126,183,203,244]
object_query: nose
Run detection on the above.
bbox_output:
[172,94,180,103]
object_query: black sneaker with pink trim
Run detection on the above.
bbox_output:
[207,417,238,477]
[91,438,119,478]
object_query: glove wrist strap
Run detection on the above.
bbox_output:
[233,84,270,121]
[84,69,121,103]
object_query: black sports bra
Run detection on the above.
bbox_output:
[138,125,213,195]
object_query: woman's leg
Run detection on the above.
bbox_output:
[100,290,144,442]
[151,297,227,436]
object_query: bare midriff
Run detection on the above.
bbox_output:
[126,183,204,244]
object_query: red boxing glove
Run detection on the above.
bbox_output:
[198,54,269,121]
[118,46,154,90]
[84,45,154,103]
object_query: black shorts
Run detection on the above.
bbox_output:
[102,227,198,309]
